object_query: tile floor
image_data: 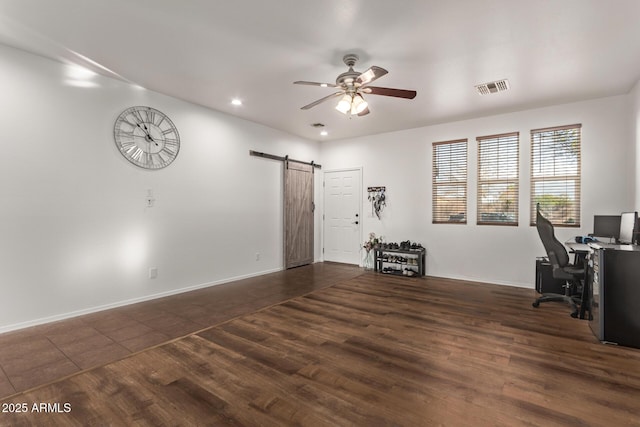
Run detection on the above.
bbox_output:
[0,262,362,399]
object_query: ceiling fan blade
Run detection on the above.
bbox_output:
[357,107,370,116]
[301,91,344,110]
[362,86,417,99]
[294,81,339,88]
[356,66,388,85]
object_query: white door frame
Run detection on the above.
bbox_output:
[322,167,363,265]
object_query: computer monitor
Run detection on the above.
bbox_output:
[593,215,621,241]
[618,211,638,244]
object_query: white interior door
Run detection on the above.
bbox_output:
[323,169,362,264]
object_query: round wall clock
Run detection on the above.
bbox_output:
[114,106,180,169]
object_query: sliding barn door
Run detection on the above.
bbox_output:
[284,160,314,269]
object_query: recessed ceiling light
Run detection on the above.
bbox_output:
[320,130,328,136]
[231,98,242,106]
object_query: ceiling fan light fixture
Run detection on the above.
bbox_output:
[294,54,416,114]
[350,94,368,114]
[358,69,375,84]
[335,94,352,114]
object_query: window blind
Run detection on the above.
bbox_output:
[530,124,581,227]
[432,139,467,224]
[477,132,519,226]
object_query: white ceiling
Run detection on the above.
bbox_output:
[2,0,640,142]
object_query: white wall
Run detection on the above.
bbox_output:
[632,79,640,210]
[321,95,634,288]
[0,44,321,332]
[1,42,636,332]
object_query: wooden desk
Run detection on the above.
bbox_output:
[564,240,591,254]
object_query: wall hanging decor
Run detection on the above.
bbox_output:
[114,106,180,170]
[367,186,386,219]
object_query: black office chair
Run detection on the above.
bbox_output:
[532,204,585,318]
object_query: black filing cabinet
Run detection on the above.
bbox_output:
[588,244,640,349]
[535,257,566,294]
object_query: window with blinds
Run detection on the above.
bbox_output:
[530,124,581,227]
[432,139,467,224]
[477,132,519,225]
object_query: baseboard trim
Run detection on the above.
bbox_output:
[0,267,284,334]
[425,273,533,289]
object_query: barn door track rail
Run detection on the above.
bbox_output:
[249,150,322,169]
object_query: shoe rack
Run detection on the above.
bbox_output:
[374,241,426,277]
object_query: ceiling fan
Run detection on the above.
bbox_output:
[294,54,417,116]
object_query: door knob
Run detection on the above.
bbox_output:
[353,221,359,225]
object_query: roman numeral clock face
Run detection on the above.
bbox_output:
[114,106,180,169]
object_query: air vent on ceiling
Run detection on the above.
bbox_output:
[475,79,510,95]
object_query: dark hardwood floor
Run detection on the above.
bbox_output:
[1,265,640,426]
[0,263,362,397]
